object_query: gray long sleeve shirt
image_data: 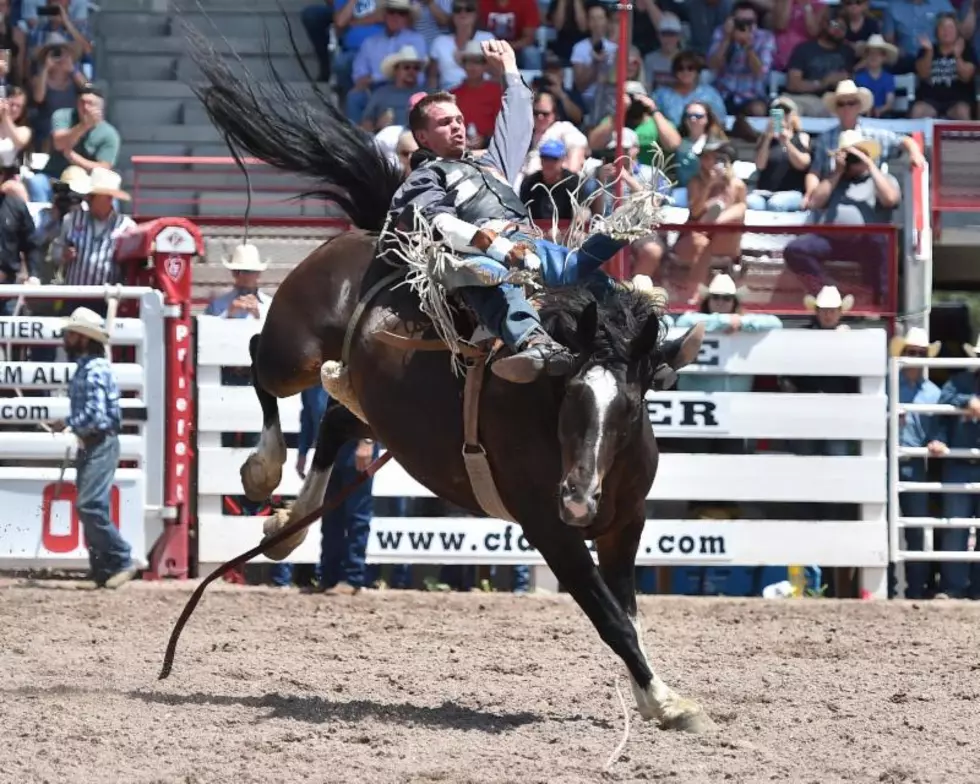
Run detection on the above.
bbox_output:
[388,72,534,224]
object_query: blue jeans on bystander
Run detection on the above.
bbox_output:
[76,434,133,583]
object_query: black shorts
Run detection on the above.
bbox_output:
[918,96,974,117]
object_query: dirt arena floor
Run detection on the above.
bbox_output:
[2,580,979,784]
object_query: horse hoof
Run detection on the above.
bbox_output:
[241,454,282,502]
[659,700,715,734]
[260,507,301,561]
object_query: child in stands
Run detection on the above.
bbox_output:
[853,35,897,118]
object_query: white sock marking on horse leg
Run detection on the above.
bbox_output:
[257,419,287,465]
[262,466,332,557]
[242,418,288,500]
[628,617,677,721]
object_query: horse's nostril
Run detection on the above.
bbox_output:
[562,480,577,497]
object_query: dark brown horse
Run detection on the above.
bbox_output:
[189,29,710,732]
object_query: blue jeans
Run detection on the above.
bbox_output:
[345,85,373,124]
[26,173,53,203]
[456,232,627,351]
[938,463,980,598]
[301,4,334,79]
[746,190,804,212]
[316,440,379,589]
[888,460,931,599]
[333,49,357,97]
[76,434,132,582]
[783,233,889,306]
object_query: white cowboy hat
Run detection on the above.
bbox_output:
[822,79,874,115]
[87,167,130,201]
[57,164,92,195]
[696,272,748,301]
[890,326,940,358]
[459,39,486,60]
[381,45,425,81]
[62,307,109,344]
[222,241,269,272]
[804,285,854,312]
[863,34,899,62]
[606,127,640,150]
[963,333,980,357]
[834,128,882,162]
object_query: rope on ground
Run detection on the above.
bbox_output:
[602,676,632,774]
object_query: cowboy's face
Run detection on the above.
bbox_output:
[62,329,86,358]
[901,346,928,381]
[416,100,466,157]
[384,6,411,33]
[834,95,863,122]
[709,293,736,314]
[394,60,421,87]
[88,192,114,219]
[462,54,486,81]
[816,307,842,329]
[865,47,884,68]
[232,270,261,290]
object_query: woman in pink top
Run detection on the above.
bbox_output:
[772,0,827,71]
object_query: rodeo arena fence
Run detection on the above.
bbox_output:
[2,132,977,600]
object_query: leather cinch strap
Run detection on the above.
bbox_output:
[462,359,516,523]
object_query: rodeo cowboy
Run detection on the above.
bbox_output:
[387,39,664,384]
[51,307,137,589]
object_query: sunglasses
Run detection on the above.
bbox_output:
[685,111,706,120]
[533,109,553,117]
[675,64,698,72]
[903,348,929,357]
[837,99,861,107]
[710,294,734,301]
[453,4,475,10]
[386,8,411,14]
[400,63,421,70]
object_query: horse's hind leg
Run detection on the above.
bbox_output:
[595,518,712,732]
[241,334,288,501]
[261,400,371,560]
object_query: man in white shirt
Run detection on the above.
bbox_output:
[204,242,274,320]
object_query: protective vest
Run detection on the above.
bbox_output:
[423,156,529,226]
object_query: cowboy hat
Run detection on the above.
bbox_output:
[222,241,269,272]
[459,39,486,60]
[770,95,798,115]
[821,79,874,115]
[381,45,425,81]
[834,128,882,162]
[803,285,854,312]
[890,326,940,358]
[963,333,980,357]
[62,307,109,344]
[57,164,92,195]
[862,34,899,62]
[696,272,748,301]
[87,168,130,201]
[34,31,80,63]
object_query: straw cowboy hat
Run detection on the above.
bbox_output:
[459,39,486,61]
[696,273,749,301]
[87,168,130,201]
[863,34,899,62]
[963,333,980,357]
[57,164,92,194]
[222,241,269,272]
[822,79,874,115]
[804,285,854,312]
[834,128,882,162]
[34,31,81,63]
[62,307,109,344]
[890,326,940,358]
[381,45,425,80]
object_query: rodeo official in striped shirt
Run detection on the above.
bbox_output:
[50,307,137,589]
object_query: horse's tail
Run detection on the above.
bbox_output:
[181,11,402,233]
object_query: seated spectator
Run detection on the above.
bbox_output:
[706,1,775,120]
[804,79,926,206]
[29,31,85,150]
[31,163,86,284]
[522,90,589,177]
[644,13,684,90]
[0,85,31,202]
[785,130,899,301]
[853,35,898,117]
[347,0,428,124]
[535,51,585,125]
[839,0,881,60]
[519,138,586,221]
[545,0,590,63]
[451,40,503,145]
[362,46,426,131]
[331,0,385,96]
[28,84,119,204]
[427,1,492,90]
[571,4,617,109]
[666,100,728,207]
[783,14,856,117]
[911,12,977,121]
[0,169,40,299]
[772,0,827,72]
[301,1,336,83]
[884,0,955,74]
[479,0,541,69]
[747,95,810,212]
[204,241,273,320]
[652,50,726,128]
[588,84,681,169]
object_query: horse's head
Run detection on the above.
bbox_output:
[550,294,704,529]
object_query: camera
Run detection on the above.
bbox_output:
[51,181,83,213]
[49,46,63,58]
[734,19,753,32]
[844,152,862,166]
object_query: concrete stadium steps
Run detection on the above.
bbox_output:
[102,34,314,58]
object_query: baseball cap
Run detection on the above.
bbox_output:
[539,139,566,159]
[658,13,682,34]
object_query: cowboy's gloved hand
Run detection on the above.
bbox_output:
[504,241,541,271]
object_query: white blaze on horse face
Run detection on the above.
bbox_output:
[583,365,619,490]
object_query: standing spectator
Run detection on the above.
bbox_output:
[479,0,541,69]
[204,242,274,320]
[748,96,810,212]
[652,50,727,128]
[773,0,827,71]
[29,31,85,152]
[644,13,684,90]
[347,0,427,124]
[451,40,503,145]
[889,327,941,600]
[52,307,136,590]
[545,0,591,63]
[427,1,492,90]
[300,1,336,83]
[911,12,977,120]
[361,45,427,131]
[853,35,898,117]
[883,0,956,74]
[570,4,617,107]
[519,139,584,221]
[706,1,775,119]
[783,15,856,117]
[840,0,881,59]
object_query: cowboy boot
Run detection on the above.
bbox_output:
[491,331,576,384]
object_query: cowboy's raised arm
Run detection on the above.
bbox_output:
[481,40,534,186]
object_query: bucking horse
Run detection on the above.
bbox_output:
[179,25,711,733]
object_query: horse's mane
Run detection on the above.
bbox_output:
[537,284,665,364]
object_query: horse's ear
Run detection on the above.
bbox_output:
[576,300,598,349]
[630,314,662,361]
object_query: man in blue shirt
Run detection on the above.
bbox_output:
[890,327,941,599]
[53,307,136,589]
